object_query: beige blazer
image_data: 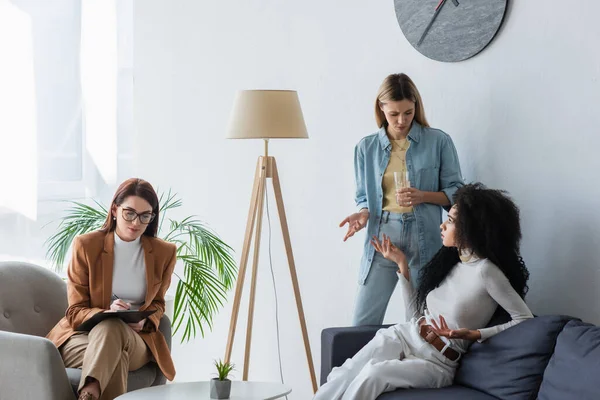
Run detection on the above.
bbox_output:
[46,230,177,380]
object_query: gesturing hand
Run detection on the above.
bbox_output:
[340,210,370,242]
[371,234,406,265]
[430,315,481,341]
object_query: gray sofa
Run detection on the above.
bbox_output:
[321,314,600,399]
[0,261,171,400]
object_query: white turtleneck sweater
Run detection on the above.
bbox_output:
[112,232,147,310]
[399,255,533,354]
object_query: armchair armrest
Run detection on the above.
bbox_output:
[0,330,75,400]
[320,325,390,385]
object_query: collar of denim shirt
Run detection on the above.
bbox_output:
[378,121,423,150]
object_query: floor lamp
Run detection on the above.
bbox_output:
[224,90,318,393]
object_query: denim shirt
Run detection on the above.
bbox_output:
[354,122,464,284]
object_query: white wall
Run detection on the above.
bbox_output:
[134,1,600,398]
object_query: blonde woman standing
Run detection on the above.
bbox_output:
[340,73,464,326]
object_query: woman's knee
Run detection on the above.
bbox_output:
[359,359,399,381]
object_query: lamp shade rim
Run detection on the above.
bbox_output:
[226,90,309,140]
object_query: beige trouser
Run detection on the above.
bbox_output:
[60,318,150,400]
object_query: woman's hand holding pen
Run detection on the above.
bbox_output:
[108,294,131,312]
[107,294,146,332]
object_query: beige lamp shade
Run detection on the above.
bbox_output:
[226,90,309,139]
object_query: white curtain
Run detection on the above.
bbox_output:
[81,0,118,187]
[0,0,37,219]
[0,0,132,220]
[0,0,133,266]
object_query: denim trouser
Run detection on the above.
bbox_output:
[352,211,421,326]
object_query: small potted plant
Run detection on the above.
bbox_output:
[210,359,235,399]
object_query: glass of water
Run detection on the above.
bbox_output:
[393,171,410,205]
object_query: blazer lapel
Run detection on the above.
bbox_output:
[141,236,155,308]
[102,232,115,309]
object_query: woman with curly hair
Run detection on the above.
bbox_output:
[315,183,533,400]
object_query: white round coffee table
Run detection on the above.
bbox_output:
[115,381,292,400]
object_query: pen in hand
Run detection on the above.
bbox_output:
[110,293,131,311]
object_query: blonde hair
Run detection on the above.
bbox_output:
[374,73,429,128]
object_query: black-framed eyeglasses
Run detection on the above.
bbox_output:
[121,207,156,224]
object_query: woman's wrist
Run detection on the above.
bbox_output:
[471,329,482,341]
[396,259,409,280]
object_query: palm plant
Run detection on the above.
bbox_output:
[45,190,237,342]
[213,359,235,381]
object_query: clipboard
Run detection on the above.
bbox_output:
[75,310,156,332]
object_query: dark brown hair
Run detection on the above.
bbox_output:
[101,178,160,237]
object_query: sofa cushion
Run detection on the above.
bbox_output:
[537,320,600,400]
[377,385,498,399]
[454,315,575,400]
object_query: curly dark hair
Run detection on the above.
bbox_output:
[415,183,530,315]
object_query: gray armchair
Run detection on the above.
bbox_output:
[0,261,172,400]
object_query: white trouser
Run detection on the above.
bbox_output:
[314,319,459,400]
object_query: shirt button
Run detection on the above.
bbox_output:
[3,311,9,318]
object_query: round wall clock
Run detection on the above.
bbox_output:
[394,0,508,62]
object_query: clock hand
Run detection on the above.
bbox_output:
[417,0,447,47]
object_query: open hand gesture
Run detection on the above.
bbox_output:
[340,210,369,242]
[371,234,406,265]
[430,315,480,341]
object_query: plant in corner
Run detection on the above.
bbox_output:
[45,190,237,342]
[211,359,235,399]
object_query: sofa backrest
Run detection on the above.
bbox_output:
[454,315,576,400]
[537,319,600,400]
[0,262,68,337]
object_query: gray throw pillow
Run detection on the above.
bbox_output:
[537,320,600,400]
[454,315,576,400]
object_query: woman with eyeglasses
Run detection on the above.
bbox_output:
[47,178,177,400]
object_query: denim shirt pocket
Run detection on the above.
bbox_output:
[416,165,440,192]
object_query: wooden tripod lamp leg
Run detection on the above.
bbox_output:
[225,158,262,364]
[242,157,267,380]
[271,158,318,393]
[224,155,318,392]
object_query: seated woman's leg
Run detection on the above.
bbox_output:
[314,325,408,400]
[341,356,454,400]
[60,332,98,398]
[81,318,150,400]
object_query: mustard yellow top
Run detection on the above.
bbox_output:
[382,138,413,213]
